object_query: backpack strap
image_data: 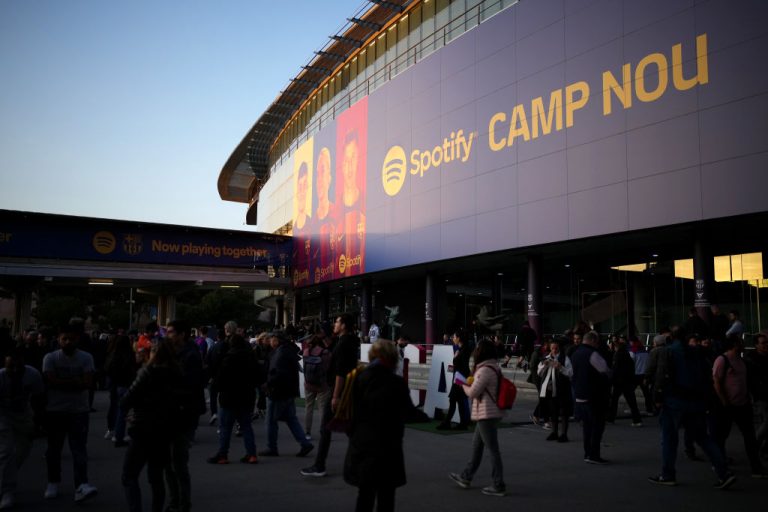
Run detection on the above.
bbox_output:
[481,365,502,403]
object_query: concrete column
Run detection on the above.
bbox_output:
[360,281,371,337]
[625,273,637,338]
[275,295,284,328]
[292,292,302,326]
[693,238,713,325]
[492,273,503,317]
[425,272,436,346]
[13,288,33,336]
[157,294,176,326]
[527,256,542,342]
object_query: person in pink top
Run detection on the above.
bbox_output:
[712,335,767,478]
[448,339,506,497]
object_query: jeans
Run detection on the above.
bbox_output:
[713,403,764,473]
[45,411,90,487]
[107,384,118,431]
[114,386,129,442]
[356,485,395,512]
[313,393,334,470]
[608,383,641,423]
[0,410,35,494]
[218,407,256,457]
[123,433,170,512]
[546,395,569,437]
[460,418,504,489]
[444,385,470,426]
[265,398,312,453]
[304,388,330,435]
[209,384,218,416]
[634,375,654,414]
[575,401,606,460]
[165,427,195,512]
[659,404,728,480]
[756,400,768,456]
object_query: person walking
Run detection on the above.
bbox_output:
[449,339,506,497]
[207,333,259,464]
[344,340,427,512]
[302,327,331,440]
[0,350,44,509]
[648,328,736,488]
[571,331,611,464]
[163,320,206,512]
[42,325,98,502]
[301,314,360,477]
[537,340,573,442]
[260,332,314,458]
[120,340,182,512]
[437,329,471,430]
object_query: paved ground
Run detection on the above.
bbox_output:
[11,385,766,512]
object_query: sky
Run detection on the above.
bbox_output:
[0,0,362,231]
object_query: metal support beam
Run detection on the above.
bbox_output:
[331,35,364,48]
[348,17,382,31]
[369,0,405,13]
[315,50,347,62]
[302,65,333,76]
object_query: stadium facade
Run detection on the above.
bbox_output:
[218,0,768,343]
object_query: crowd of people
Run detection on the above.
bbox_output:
[0,305,766,511]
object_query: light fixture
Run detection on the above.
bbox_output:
[220,284,240,289]
[497,272,504,276]
[88,279,113,286]
[564,264,571,268]
[652,253,659,258]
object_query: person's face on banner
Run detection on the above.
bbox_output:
[342,137,359,206]
[296,170,308,215]
[317,150,331,203]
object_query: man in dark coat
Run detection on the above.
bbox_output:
[260,332,314,457]
[207,334,259,464]
[344,340,427,512]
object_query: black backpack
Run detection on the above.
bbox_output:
[303,347,329,386]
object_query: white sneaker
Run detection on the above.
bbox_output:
[0,492,14,509]
[43,483,58,499]
[74,483,97,502]
[104,429,114,440]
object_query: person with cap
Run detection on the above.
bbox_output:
[260,331,314,457]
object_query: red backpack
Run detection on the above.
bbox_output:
[485,366,517,410]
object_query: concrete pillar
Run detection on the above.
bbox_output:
[492,273,503,317]
[157,294,176,326]
[275,295,284,328]
[527,256,542,342]
[425,272,436,346]
[292,291,302,326]
[360,281,371,337]
[693,238,713,325]
[13,288,33,337]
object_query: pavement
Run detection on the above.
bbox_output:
[10,386,767,512]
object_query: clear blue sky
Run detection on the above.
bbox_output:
[0,0,362,230]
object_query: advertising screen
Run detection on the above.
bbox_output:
[291,0,768,286]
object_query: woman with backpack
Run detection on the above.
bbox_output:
[303,326,331,439]
[449,339,506,497]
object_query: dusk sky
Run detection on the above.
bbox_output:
[0,0,361,230]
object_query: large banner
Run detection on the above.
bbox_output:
[0,209,290,270]
[292,98,368,286]
[291,0,768,285]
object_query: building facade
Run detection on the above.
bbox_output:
[218,0,768,343]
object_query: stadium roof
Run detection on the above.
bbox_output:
[217,0,413,209]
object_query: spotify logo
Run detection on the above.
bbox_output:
[92,231,116,255]
[382,145,406,196]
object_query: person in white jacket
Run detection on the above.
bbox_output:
[538,340,573,442]
[449,339,506,497]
